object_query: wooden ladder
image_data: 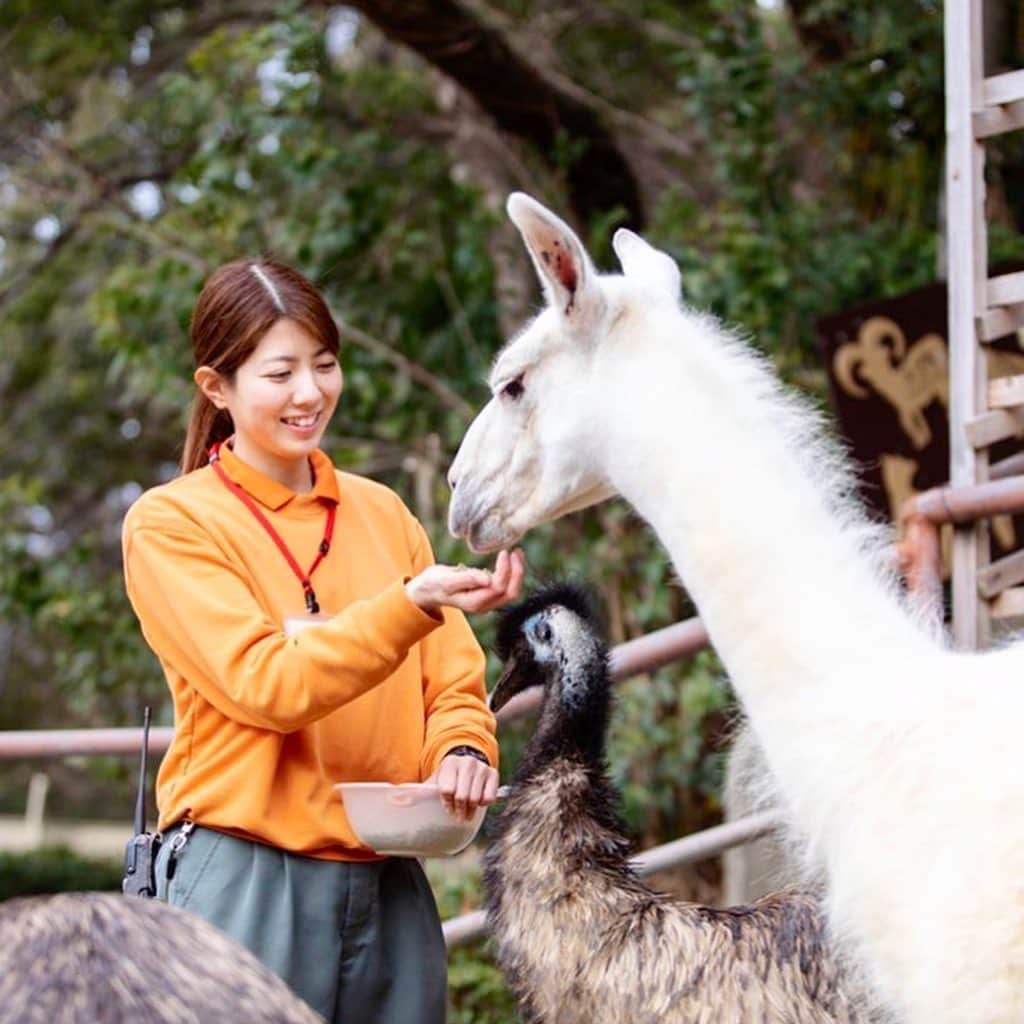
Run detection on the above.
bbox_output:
[944,0,1024,648]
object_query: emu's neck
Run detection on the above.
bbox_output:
[600,311,935,730]
[516,674,613,786]
[490,677,634,936]
[501,671,632,877]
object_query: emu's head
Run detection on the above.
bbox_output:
[448,192,682,553]
[490,582,610,719]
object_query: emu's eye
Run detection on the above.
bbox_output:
[534,620,553,644]
[501,375,525,401]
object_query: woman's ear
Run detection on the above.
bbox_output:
[194,366,228,409]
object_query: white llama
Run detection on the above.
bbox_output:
[447,192,1024,1024]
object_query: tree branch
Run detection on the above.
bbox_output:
[96,206,214,275]
[334,317,475,418]
[0,133,203,310]
[336,0,645,229]
[784,0,853,65]
[0,216,86,310]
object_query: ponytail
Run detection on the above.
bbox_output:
[181,392,233,474]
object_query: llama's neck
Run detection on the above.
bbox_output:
[600,311,935,725]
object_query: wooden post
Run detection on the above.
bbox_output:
[944,0,991,649]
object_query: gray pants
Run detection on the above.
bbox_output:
[155,825,447,1024]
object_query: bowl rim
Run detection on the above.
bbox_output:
[334,781,442,794]
[334,781,512,798]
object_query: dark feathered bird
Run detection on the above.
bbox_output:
[484,582,882,1024]
[0,892,322,1024]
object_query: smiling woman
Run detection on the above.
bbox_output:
[120,258,525,1023]
[194,316,344,493]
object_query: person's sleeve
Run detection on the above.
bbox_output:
[122,507,443,734]
[403,516,499,779]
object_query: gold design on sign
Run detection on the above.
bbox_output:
[833,317,947,450]
[993,514,1015,553]
[834,317,1024,566]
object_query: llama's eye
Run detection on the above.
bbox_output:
[501,376,525,401]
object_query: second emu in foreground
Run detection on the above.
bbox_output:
[485,584,878,1024]
[0,891,321,1024]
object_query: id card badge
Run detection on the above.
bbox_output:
[284,612,330,638]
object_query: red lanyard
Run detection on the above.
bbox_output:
[208,442,336,614]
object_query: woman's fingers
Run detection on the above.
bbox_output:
[482,768,500,803]
[452,548,525,613]
[507,548,525,599]
[468,765,489,807]
[490,549,510,591]
[445,567,493,592]
[433,755,499,821]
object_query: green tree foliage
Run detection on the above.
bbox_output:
[0,845,122,900]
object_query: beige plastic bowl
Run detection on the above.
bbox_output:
[335,782,486,858]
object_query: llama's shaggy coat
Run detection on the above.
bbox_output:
[448,192,1024,1023]
[0,892,321,1024]
[484,583,876,1024]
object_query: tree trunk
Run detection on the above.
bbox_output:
[340,0,645,229]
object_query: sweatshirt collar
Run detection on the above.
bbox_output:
[215,442,340,511]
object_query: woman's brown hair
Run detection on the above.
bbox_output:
[181,259,341,473]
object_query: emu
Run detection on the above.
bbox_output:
[485,582,877,1024]
[0,892,321,1023]
[448,192,1024,1023]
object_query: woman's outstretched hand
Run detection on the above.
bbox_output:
[405,548,526,615]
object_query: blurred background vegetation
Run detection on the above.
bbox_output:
[2,1,1023,1018]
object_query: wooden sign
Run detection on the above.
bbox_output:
[817,277,1024,576]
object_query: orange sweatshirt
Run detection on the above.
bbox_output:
[122,444,497,861]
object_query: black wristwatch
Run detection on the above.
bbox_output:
[444,745,490,766]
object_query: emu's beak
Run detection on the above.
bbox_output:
[488,646,534,714]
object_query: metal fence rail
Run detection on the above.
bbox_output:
[0,727,175,759]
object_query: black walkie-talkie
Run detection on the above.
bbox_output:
[122,706,161,898]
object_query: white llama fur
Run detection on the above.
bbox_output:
[448,193,1024,1024]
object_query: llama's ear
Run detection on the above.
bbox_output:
[507,192,603,327]
[612,228,681,301]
